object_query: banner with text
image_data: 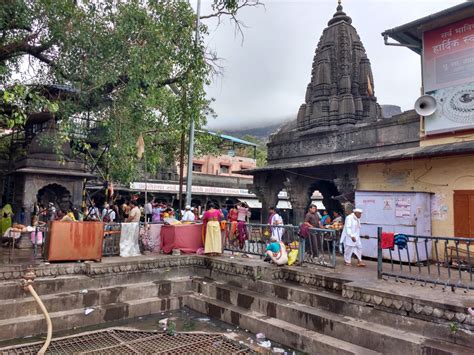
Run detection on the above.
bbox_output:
[423,17,474,93]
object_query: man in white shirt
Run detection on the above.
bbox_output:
[340,208,366,267]
[181,205,195,222]
[102,203,116,222]
[127,200,141,222]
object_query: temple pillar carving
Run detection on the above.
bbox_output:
[333,164,358,215]
[249,172,284,224]
[284,175,312,225]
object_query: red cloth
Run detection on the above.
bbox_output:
[161,224,204,254]
[381,232,395,249]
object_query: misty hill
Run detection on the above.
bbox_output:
[222,123,281,140]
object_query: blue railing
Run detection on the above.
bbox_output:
[377,227,473,292]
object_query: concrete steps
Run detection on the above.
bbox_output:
[0,279,190,320]
[0,276,193,342]
[186,293,380,355]
[192,278,473,355]
[251,279,474,348]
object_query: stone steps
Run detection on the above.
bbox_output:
[192,279,473,355]
[186,293,380,355]
[0,279,190,320]
[251,279,474,348]
[0,294,188,341]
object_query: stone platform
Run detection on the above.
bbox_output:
[0,254,472,354]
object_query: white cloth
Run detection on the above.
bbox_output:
[340,213,361,247]
[270,213,284,241]
[181,210,195,222]
[120,222,141,257]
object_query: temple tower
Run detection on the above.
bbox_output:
[297,1,381,130]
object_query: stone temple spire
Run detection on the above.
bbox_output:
[297,2,381,130]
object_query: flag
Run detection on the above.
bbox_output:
[367,75,373,96]
[136,133,145,159]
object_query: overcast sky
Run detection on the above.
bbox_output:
[201,0,462,130]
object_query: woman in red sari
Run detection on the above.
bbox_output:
[227,205,238,246]
[202,203,224,256]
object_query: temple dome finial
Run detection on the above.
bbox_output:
[328,0,352,25]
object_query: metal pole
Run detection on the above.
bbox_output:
[178,128,185,218]
[144,144,148,225]
[185,0,201,207]
[377,227,383,279]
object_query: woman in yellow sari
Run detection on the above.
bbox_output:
[202,203,224,256]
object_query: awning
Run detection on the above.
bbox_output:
[238,198,262,209]
[276,200,292,210]
[312,200,325,210]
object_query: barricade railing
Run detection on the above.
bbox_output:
[304,227,338,268]
[102,222,122,256]
[377,227,473,292]
[224,222,302,262]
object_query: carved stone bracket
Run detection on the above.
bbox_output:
[249,172,285,222]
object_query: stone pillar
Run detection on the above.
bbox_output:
[249,172,284,224]
[333,164,358,215]
[284,175,312,225]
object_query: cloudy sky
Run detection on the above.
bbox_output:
[201,0,462,129]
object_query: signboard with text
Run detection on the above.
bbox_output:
[129,182,254,197]
[423,17,474,93]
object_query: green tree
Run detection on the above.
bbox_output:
[238,134,267,167]
[0,0,262,183]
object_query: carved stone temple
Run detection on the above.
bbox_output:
[245,3,419,223]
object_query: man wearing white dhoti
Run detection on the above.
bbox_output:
[340,208,366,267]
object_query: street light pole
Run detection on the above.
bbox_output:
[185,0,201,207]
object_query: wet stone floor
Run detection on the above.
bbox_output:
[0,308,301,354]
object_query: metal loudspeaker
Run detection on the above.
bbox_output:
[414,95,437,116]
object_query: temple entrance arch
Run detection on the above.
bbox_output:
[37,183,72,212]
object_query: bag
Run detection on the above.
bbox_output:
[288,249,298,266]
[299,224,310,239]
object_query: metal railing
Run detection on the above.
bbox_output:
[224,222,301,260]
[377,227,473,292]
[304,227,338,268]
[102,222,122,256]
[223,222,338,268]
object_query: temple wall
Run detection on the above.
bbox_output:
[357,154,474,238]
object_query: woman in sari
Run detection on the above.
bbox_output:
[236,203,249,249]
[0,204,13,237]
[202,203,224,256]
[227,205,239,245]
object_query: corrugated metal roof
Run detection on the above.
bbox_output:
[382,2,474,54]
[205,131,258,147]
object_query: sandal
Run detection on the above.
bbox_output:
[344,262,352,266]
[357,262,366,267]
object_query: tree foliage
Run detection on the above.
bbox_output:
[0,0,262,183]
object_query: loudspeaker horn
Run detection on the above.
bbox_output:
[414,95,437,116]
